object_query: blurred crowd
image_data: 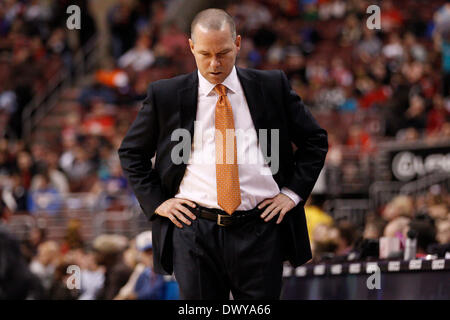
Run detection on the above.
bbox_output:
[305,186,450,263]
[0,226,172,300]
[0,0,96,140]
[0,0,450,299]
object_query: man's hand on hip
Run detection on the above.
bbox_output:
[258,193,296,224]
[155,198,197,228]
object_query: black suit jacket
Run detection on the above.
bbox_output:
[118,67,328,275]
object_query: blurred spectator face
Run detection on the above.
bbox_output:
[189,23,241,84]
[371,59,386,81]
[364,222,382,240]
[441,122,450,137]
[99,145,112,160]
[286,53,304,70]
[74,147,88,162]
[0,138,8,153]
[403,61,424,83]
[17,151,32,171]
[10,173,22,188]
[328,226,340,242]
[91,99,106,115]
[406,95,425,119]
[65,111,81,127]
[45,151,59,169]
[382,195,414,221]
[436,219,450,244]
[82,251,100,270]
[384,216,411,238]
[65,248,84,266]
[31,144,47,161]
[428,204,448,220]
[432,94,444,111]
[404,32,416,47]
[62,135,77,150]
[348,124,362,140]
[311,224,338,259]
[401,127,420,141]
[134,75,148,96]
[312,223,331,242]
[363,213,387,240]
[13,47,30,64]
[92,234,128,266]
[34,174,50,190]
[123,243,138,269]
[138,249,153,267]
[136,34,151,50]
[110,161,123,177]
[37,241,59,266]
[334,221,357,255]
[47,28,65,54]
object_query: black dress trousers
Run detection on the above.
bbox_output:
[172,209,284,300]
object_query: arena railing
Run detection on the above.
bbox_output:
[322,198,371,227]
[369,171,450,213]
[21,34,99,144]
[2,191,151,243]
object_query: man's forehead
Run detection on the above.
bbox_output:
[195,42,234,52]
[192,24,233,41]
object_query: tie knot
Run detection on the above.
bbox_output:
[214,84,227,97]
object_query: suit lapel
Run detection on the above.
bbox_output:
[236,67,270,135]
[236,67,272,166]
[178,71,198,160]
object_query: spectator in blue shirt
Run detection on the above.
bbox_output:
[133,231,165,300]
[27,173,62,215]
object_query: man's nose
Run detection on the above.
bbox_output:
[211,58,220,68]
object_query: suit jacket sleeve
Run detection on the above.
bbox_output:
[279,70,328,202]
[118,84,166,221]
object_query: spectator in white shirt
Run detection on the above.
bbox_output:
[118,34,155,72]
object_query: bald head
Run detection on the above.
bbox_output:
[190,8,236,43]
[189,8,240,84]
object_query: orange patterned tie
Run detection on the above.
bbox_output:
[214,84,241,215]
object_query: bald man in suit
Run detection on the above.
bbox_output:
[118,8,328,300]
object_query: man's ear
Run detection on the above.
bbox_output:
[235,35,241,53]
[188,38,195,54]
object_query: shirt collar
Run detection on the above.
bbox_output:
[198,66,239,96]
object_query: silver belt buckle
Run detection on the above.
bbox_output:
[217,214,228,226]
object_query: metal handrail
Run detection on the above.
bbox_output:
[2,191,146,242]
[400,171,450,196]
[369,172,450,212]
[21,35,99,143]
[323,198,370,227]
[369,180,405,211]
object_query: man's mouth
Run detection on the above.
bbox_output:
[210,71,222,76]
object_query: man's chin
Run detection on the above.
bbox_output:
[199,67,233,84]
[207,72,225,84]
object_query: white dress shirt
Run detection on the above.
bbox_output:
[174,66,301,210]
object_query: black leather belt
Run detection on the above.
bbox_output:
[193,205,263,227]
